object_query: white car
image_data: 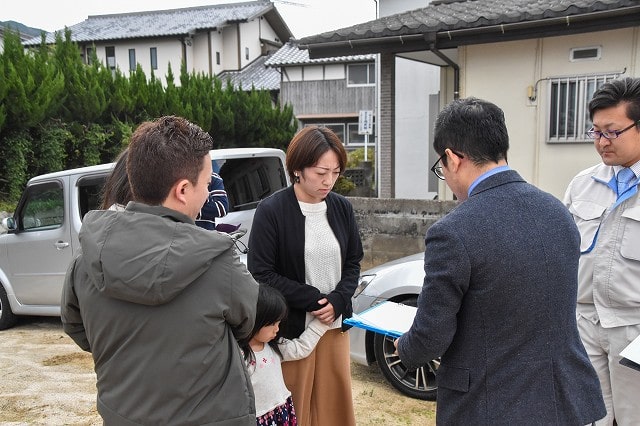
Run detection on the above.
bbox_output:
[349,252,440,400]
[0,148,288,330]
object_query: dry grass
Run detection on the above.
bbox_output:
[0,317,435,425]
[352,361,436,425]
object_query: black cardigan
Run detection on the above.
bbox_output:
[247,186,364,339]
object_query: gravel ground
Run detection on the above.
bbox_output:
[0,316,435,425]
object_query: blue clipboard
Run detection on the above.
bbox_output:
[344,301,417,338]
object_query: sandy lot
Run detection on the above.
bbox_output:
[0,316,435,425]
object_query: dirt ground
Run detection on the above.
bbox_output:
[0,316,435,425]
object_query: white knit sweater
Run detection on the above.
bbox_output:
[298,200,342,329]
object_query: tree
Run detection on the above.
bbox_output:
[176,63,216,132]
[129,64,152,122]
[210,78,236,147]
[52,29,107,124]
[0,30,64,133]
[0,28,298,203]
[0,131,31,200]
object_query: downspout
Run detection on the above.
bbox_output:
[428,40,459,100]
[237,23,242,69]
[182,39,187,69]
[208,31,213,76]
[427,35,459,201]
[373,0,380,197]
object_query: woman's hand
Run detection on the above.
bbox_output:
[312,298,335,324]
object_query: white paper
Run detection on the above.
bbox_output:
[620,334,640,364]
[346,301,417,337]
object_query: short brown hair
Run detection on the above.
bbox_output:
[285,126,347,182]
[127,116,212,205]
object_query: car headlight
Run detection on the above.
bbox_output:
[353,274,376,298]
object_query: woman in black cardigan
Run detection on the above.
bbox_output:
[248,126,363,426]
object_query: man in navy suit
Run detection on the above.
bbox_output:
[395,98,605,425]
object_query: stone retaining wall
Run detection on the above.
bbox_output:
[348,197,458,271]
[1,199,459,269]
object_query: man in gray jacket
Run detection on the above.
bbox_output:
[62,116,259,425]
[565,77,640,425]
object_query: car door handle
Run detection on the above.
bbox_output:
[54,241,70,250]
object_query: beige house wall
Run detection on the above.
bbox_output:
[456,27,640,200]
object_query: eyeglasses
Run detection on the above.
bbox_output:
[430,150,464,180]
[586,120,640,140]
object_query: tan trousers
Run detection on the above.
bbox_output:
[281,328,355,426]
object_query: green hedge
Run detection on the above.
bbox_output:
[0,28,297,203]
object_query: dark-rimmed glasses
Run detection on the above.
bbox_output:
[430,150,464,180]
[586,119,640,140]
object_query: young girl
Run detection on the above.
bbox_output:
[240,285,329,426]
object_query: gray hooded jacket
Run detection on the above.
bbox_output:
[62,202,258,425]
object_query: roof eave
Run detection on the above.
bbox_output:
[262,8,294,43]
[267,56,376,67]
[303,6,640,59]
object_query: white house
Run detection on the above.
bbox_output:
[23,1,293,86]
[300,0,640,200]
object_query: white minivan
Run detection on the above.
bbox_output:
[0,148,288,329]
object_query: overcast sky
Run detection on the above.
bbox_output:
[2,0,378,39]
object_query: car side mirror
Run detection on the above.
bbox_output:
[1,217,16,233]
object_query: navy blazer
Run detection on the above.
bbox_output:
[398,170,605,425]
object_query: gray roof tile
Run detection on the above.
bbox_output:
[24,1,276,45]
[265,41,376,66]
[217,54,281,91]
[300,0,637,44]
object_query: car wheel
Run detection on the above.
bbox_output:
[373,296,439,401]
[0,284,18,330]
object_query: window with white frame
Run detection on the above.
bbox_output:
[347,123,376,147]
[322,123,345,142]
[547,73,619,143]
[304,123,345,143]
[347,63,375,86]
[570,46,601,62]
[303,122,376,148]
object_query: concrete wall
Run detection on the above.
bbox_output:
[348,197,458,271]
